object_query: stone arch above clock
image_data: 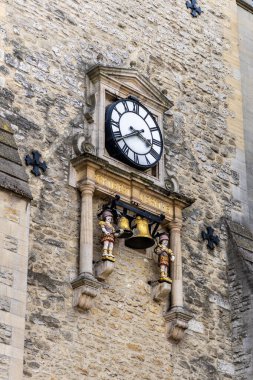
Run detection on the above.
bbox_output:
[80,65,174,186]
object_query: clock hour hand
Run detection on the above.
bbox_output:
[116,128,144,142]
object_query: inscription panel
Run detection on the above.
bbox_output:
[95,173,131,198]
[95,172,173,219]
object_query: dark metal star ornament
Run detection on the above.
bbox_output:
[202,227,220,250]
[25,151,47,176]
[186,0,202,17]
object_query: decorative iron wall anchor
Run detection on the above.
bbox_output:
[186,0,202,17]
[25,151,47,176]
[202,226,220,250]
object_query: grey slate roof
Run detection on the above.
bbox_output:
[0,117,32,200]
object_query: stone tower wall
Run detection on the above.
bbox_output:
[0,190,30,380]
[0,0,248,379]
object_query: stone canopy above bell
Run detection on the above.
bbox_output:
[71,152,194,222]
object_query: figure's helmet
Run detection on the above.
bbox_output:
[102,209,113,220]
[159,233,169,243]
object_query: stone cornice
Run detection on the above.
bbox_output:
[71,152,195,210]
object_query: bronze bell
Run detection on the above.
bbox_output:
[125,216,155,249]
[116,216,133,239]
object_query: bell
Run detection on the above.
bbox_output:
[125,216,155,249]
[116,216,133,239]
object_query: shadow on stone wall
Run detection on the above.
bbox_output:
[226,220,253,380]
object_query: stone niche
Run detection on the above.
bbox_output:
[69,65,194,343]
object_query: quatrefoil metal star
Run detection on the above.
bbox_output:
[202,227,220,250]
[186,0,203,17]
[25,151,47,177]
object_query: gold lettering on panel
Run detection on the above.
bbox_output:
[139,192,171,215]
[95,173,131,197]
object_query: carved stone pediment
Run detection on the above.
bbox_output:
[86,65,173,112]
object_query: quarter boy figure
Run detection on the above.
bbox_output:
[99,209,122,262]
[154,233,175,283]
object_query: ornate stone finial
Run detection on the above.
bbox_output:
[202,226,220,250]
[164,307,193,343]
[25,151,47,176]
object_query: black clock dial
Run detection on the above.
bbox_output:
[105,98,163,170]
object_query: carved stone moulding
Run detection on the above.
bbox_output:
[71,273,102,311]
[164,306,193,343]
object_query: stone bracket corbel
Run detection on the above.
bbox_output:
[71,273,102,311]
[164,307,193,343]
[151,281,171,302]
[94,260,115,281]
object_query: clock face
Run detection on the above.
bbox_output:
[105,98,163,170]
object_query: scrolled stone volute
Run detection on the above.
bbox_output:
[72,133,96,156]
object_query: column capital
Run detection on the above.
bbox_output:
[79,180,96,195]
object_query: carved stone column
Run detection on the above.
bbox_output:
[170,220,184,308]
[164,219,192,343]
[71,181,101,310]
[79,181,95,275]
